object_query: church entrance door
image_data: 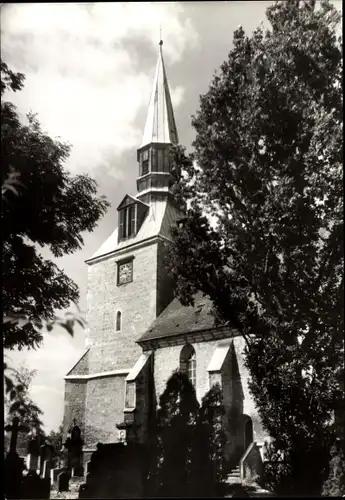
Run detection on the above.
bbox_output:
[244,417,253,450]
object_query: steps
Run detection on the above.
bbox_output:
[227,465,241,484]
[225,464,275,497]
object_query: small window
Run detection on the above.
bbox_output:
[127,205,136,237]
[180,344,196,387]
[151,148,157,172]
[188,353,196,387]
[116,311,122,331]
[163,149,170,172]
[142,150,149,176]
[157,149,163,170]
[119,209,126,239]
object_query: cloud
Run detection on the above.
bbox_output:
[171,85,185,108]
[1,3,199,176]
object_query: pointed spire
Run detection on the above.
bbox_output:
[140,40,179,149]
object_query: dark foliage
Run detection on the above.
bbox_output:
[4,365,46,455]
[322,442,345,497]
[190,383,228,497]
[147,374,227,497]
[166,1,343,495]
[1,60,110,350]
[147,371,199,497]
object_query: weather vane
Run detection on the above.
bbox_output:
[159,24,163,46]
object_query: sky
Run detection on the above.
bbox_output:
[2,1,342,433]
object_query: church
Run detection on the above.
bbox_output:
[63,40,269,470]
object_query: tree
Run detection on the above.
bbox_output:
[166,0,343,495]
[1,60,110,350]
[46,423,64,451]
[146,371,199,497]
[4,364,45,455]
[190,383,227,497]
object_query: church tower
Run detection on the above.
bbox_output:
[63,40,182,454]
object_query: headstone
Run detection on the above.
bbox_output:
[27,453,39,472]
[58,471,70,492]
[4,418,30,498]
[26,433,41,472]
[82,442,147,499]
[63,418,84,473]
[78,483,88,499]
[72,464,84,477]
[85,460,91,475]
[51,467,66,483]
[40,478,51,499]
[21,471,41,499]
[39,441,54,477]
[43,459,52,480]
[4,451,25,499]
[5,417,29,455]
[21,471,50,499]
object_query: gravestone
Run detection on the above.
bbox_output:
[51,467,66,483]
[80,442,148,498]
[27,453,39,472]
[5,417,29,455]
[43,459,52,480]
[63,418,84,478]
[58,471,70,492]
[21,471,50,500]
[21,471,41,499]
[85,460,91,475]
[78,483,87,499]
[39,440,54,477]
[72,464,84,477]
[27,433,40,472]
[4,451,26,499]
[4,417,29,499]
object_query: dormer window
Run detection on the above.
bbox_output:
[117,195,149,243]
[119,204,136,240]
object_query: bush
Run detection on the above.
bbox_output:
[263,438,332,496]
[322,444,345,497]
[146,375,228,498]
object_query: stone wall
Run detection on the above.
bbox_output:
[240,442,264,481]
[86,243,162,374]
[63,380,87,437]
[153,340,220,404]
[152,336,268,464]
[84,375,126,448]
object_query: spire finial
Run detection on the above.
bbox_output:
[159,24,163,46]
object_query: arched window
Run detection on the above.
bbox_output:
[180,344,196,387]
[116,311,122,331]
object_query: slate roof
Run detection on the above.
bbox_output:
[87,199,181,263]
[138,292,218,343]
[140,41,178,149]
